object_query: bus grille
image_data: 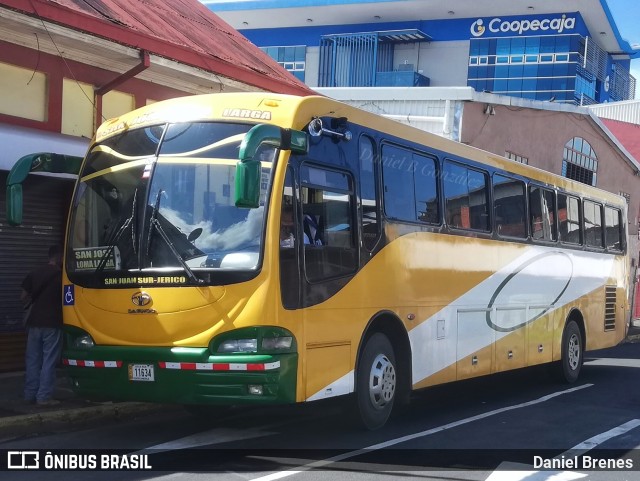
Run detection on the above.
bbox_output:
[604,286,617,331]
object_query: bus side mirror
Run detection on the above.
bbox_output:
[6,184,23,226]
[235,159,262,208]
[5,152,83,226]
[235,124,307,209]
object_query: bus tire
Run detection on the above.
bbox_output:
[559,320,583,383]
[356,332,397,430]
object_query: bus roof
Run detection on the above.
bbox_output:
[95,92,626,207]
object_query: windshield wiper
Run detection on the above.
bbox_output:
[95,188,138,274]
[145,189,203,284]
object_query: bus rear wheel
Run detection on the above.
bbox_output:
[356,333,397,430]
[559,320,583,383]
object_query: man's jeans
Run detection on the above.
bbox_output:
[24,327,63,402]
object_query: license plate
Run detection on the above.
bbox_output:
[128,364,155,382]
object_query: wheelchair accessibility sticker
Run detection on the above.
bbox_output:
[63,285,75,306]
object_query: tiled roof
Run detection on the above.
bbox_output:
[2,0,314,95]
[602,118,640,165]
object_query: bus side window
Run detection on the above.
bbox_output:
[558,193,582,245]
[443,160,489,231]
[359,135,380,251]
[604,206,622,251]
[300,164,357,282]
[529,186,557,241]
[584,200,604,248]
[279,168,300,308]
[492,174,526,238]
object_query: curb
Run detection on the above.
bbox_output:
[0,402,168,433]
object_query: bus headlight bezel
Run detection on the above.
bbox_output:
[73,333,95,349]
[217,338,258,353]
[211,327,296,355]
[261,336,293,351]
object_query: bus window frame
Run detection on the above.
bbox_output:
[299,160,359,284]
[604,204,625,254]
[557,191,583,247]
[413,150,441,226]
[442,158,492,234]
[583,198,605,251]
[380,141,443,228]
[528,183,558,245]
[491,172,528,241]
[358,133,382,252]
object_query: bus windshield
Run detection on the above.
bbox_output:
[66,121,275,287]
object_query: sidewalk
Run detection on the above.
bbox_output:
[0,369,168,436]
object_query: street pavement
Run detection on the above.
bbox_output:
[2,323,639,438]
[0,369,170,437]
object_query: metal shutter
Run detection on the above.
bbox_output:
[0,172,74,371]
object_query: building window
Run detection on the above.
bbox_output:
[505,151,528,164]
[619,191,631,204]
[468,35,583,104]
[261,45,306,82]
[562,137,598,186]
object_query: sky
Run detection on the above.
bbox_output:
[606,0,640,98]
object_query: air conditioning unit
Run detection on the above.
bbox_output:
[397,63,414,71]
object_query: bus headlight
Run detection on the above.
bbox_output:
[73,334,95,349]
[211,327,296,355]
[261,336,292,351]
[217,338,257,353]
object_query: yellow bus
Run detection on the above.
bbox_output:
[6,92,629,429]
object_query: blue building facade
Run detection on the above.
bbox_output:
[465,13,631,104]
[209,3,636,105]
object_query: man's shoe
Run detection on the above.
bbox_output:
[36,399,60,406]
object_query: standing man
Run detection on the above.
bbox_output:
[21,245,63,406]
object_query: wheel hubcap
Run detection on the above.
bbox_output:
[568,333,580,370]
[368,354,396,410]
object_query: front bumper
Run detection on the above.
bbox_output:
[63,345,298,405]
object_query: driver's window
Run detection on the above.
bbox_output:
[279,168,300,308]
[299,164,357,282]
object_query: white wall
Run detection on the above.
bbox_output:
[0,123,89,171]
[413,41,470,87]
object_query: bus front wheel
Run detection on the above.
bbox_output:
[356,332,397,430]
[559,320,583,383]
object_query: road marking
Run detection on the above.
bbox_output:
[485,419,640,481]
[249,384,593,481]
[561,418,640,457]
[484,463,587,481]
[146,427,276,451]
[143,408,329,453]
[585,358,640,368]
